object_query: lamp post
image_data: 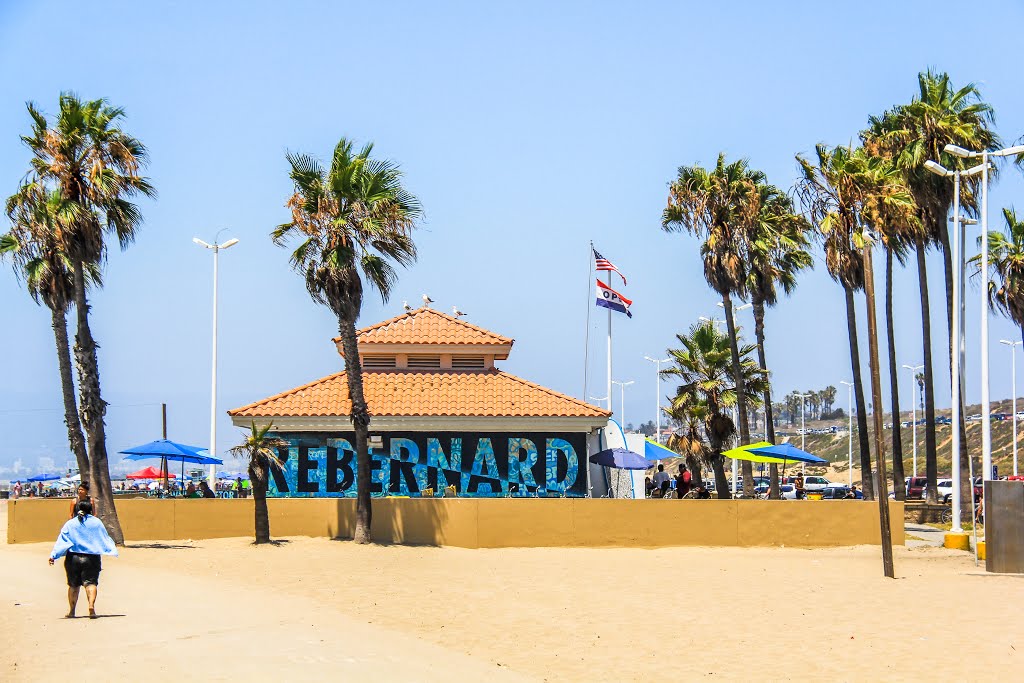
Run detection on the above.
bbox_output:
[925,157,987,532]
[1000,340,1022,476]
[611,380,635,431]
[644,356,670,444]
[940,143,1024,485]
[902,364,924,478]
[193,234,239,487]
[840,381,853,487]
[698,316,725,331]
[796,392,811,473]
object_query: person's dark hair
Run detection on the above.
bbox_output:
[79,481,90,492]
[75,500,93,520]
[658,464,664,471]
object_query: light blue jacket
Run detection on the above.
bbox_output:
[50,515,119,559]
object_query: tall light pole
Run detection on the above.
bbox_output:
[796,392,811,474]
[194,234,239,487]
[644,356,670,443]
[941,143,1024,485]
[902,364,924,477]
[698,316,725,331]
[1000,340,1022,476]
[840,381,853,487]
[925,157,990,532]
[611,380,635,430]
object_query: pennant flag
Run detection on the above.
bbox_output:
[593,247,627,285]
[596,279,632,318]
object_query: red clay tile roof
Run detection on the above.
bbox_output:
[347,307,514,346]
[228,369,608,419]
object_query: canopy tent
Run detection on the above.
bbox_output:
[749,443,827,464]
[721,441,775,462]
[589,448,654,470]
[120,439,222,488]
[27,472,63,482]
[126,466,177,480]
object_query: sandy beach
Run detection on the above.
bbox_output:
[2,501,1020,682]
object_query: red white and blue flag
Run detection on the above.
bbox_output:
[596,279,632,318]
[593,247,627,285]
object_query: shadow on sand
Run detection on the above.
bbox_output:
[126,542,195,550]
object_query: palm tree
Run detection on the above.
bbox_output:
[272,138,421,544]
[661,321,768,498]
[663,154,763,496]
[230,422,288,544]
[19,94,155,544]
[664,400,708,487]
[745,184,813,497]
[2,185,93,480]
[975,208,1024,338]
[796,144,875,499]
[882,70,997,503]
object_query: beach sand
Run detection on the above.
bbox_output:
[2,501,1020,681]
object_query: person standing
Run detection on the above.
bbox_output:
[68,482,96,519]
[11,480,21,499]
[675,464,692,499]
[48,501,118,618]
[794,473,805,500]
[652,464,670,498]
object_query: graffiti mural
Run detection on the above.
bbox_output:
[267,431,586,497]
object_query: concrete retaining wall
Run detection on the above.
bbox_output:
[7,498,904,548]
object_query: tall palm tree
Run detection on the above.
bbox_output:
[2,185,95,479]
[230,422,288,544]
[796,144,876,499]
[664,400,708,487]
[661,321,768,498]
[272,138,421,544]
[20,94,155,544]
[882,71,997,503]
[663,154,763,496]
[745,183,813,498]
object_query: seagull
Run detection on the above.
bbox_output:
[453,306,466,318]
[422,294,434,307]
[403,300,412,312]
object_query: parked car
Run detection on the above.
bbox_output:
[803,476,831,492]
[779,484,797,500]
[935,416,952,425]
[935,479,953,503]
[820,485,860,499]
[905,476,928,499]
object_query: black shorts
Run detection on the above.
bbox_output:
[64,552,101,587]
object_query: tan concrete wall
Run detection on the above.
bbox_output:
[7,498,904,548]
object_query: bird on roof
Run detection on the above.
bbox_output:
[453,306,466,318]
[422,294,434,307]
[403,301,412,312]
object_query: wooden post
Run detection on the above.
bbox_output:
[862,240,895,578]
[161,403,169,491]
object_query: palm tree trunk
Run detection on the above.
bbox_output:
[71,260,124,545]
[915,242,939,503]
[685,455,703,490]
[251,463,271,544]
[710,454,730,499]
[338,314,372,543]
[50,304,89,478]
[752,296,780,500]
[721,294,753,496]
[886,250,906,501]
[845,284,874,500]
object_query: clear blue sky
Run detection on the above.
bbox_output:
[2,0,1024,476]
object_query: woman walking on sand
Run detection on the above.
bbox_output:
[49,501,118,618]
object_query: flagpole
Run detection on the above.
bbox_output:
[607,270,613,416]
[584,241,594,497]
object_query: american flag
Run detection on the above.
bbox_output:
[592,247,627,285]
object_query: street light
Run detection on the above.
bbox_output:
[925,157,989,532]
[644,356,670,444]
[840,381,853,487]
[796,392,811,474]
[698,316,725,331]
[939,142,1024,484]
[611,380,635,430]
[902,364,924,478]
[193,234,239,487]
[1000,340,1022,476]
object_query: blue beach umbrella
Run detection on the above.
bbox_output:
[747,443,827,464]
[589,448,655,470]
[27,472,63,482]
[120,439,223,488]
[644,438,678,461]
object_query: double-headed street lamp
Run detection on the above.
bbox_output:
[796,392,811,474]
[644,356,670,444]
[1000,339,1022,476]
[840,380,853,487]
[611,380,635,430]
[194,234,239,487]
[902,364,924,478]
